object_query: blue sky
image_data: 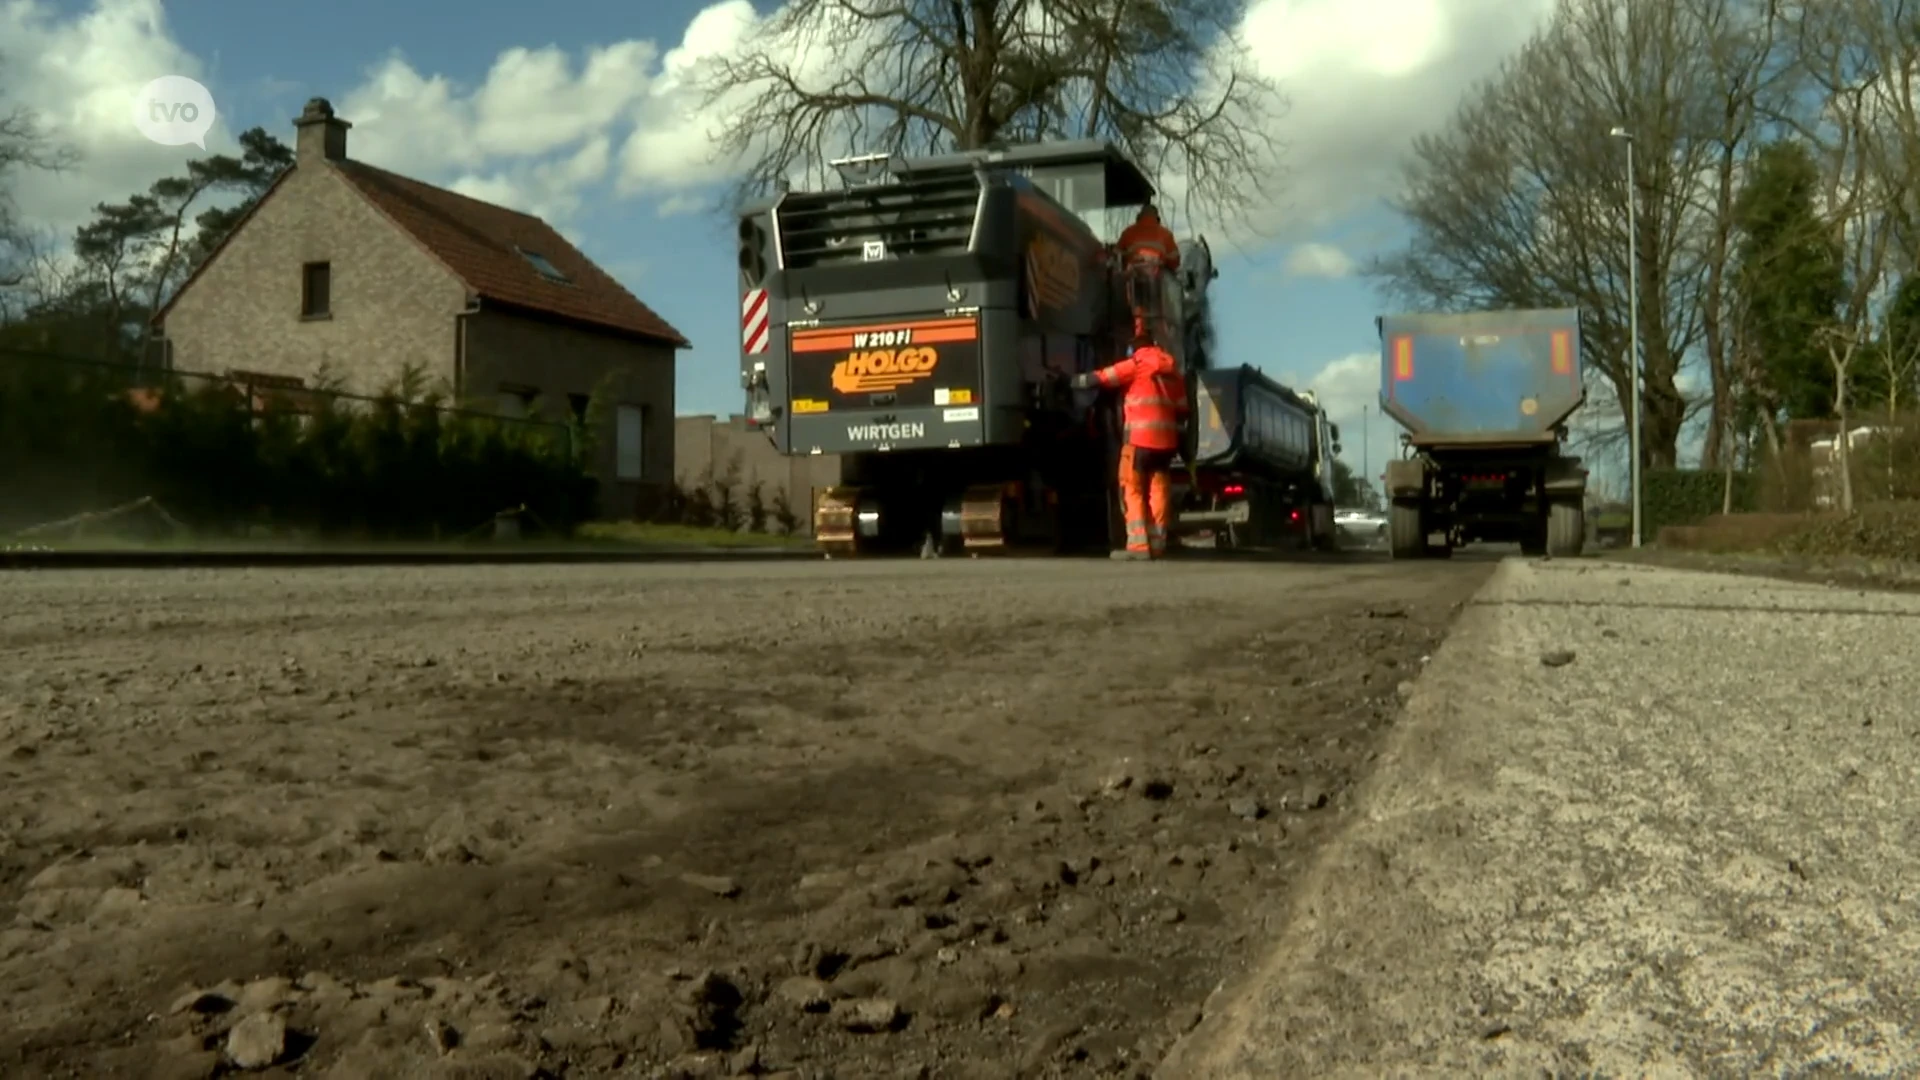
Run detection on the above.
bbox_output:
[8,0,1644,487]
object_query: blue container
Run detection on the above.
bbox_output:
[1377,309,1584,445]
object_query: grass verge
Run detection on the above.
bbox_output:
[1614,502,1920,594]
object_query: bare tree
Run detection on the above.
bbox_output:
[0,82,80,301]
[1816,321,1869,512]
[1795,1,1920,502]
[1801,1,1920,265]
[1872,309,1919,497]
[1371,0,1785,470]
[1693,0,1795,470]
[1780,0,1909,514]
[1718,281,1773,510]
[691,0,1284,227]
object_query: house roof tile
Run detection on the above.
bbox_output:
[334,161,689,348]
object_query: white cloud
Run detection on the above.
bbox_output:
[1229,0,1555,243]
[609,0,1556,247]
[1271,350,1407,481]
[320,2,786,218]
[338,45,666,222]
[2,0,227,242]
[1281,242,1357,279]
[7,0,1555,261]
[444,136,612,224]
[1290,351,1379,428]
[340,44,658,175]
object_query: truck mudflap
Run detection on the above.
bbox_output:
[1542,455,1588,497]
[812,483,1015,556]
[1384,459,1426,499]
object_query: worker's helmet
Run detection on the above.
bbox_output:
[1138,203,1159,223]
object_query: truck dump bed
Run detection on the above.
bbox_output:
[1191,364,1318,477]
[1377,309,1583,446]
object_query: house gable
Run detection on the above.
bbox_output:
[160,162,468,392]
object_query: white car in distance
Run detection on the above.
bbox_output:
[1334,508,1388,548]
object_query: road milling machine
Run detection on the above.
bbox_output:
[734,140,1219,556]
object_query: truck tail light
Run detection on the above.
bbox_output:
[1551,330,1572,375]
[1223,484,1244,496]
[1392,336,1413,381]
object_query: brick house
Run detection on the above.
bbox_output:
[154,97,689,519]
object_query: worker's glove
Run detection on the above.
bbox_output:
[1068,372,1095,390]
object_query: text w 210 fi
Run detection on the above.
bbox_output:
[734,140,1220,557]
[1377,309,1590,560]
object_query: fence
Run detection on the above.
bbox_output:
[0,347,594,539]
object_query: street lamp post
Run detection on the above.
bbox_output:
[1609,125,1643,548]
[1361,405,1369,499]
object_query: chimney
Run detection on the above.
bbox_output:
[294,97,350,164]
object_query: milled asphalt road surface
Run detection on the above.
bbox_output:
[1161,556,1920,1078]
[1,554,1488,1078]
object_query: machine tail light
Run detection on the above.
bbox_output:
[1289,509,1302,522]
[1222,484,1244,496]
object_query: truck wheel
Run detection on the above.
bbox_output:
[1547,499,1586,557]
[1389,501,1424,559]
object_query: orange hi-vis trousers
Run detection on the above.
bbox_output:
[1119,444,1174,555]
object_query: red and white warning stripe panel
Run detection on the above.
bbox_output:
[742,288,770,354]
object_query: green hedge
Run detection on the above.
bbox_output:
[1643,467,1757,535]
[1,352,596,538]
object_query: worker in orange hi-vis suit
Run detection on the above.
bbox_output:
[1116,205,1181,340]
[1071,332,1189,559]
[1118,204,1181,274]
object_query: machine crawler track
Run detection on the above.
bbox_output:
[814,484,1024,557]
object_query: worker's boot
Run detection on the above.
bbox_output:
[1111,549,1151,562]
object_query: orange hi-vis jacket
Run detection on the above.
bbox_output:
[1091,345,1188,451]
[1118,218,1181,272]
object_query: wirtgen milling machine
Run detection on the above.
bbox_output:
[736,140,1217,556]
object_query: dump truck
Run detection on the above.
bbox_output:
[1173,364,1340,550]
[1376,309,1588,559]
[735,140,1218,556]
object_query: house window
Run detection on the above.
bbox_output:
[516,247,571,284]
[301,262,331,317]
[616,404,645,481]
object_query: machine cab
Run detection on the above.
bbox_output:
[971,141,1191,368]
[1003,139,1157,243]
